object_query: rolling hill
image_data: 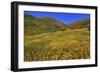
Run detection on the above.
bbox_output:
[40,16,66,31]
[66,19,90,30]
[24,14,59,35]
[24,13,90,35]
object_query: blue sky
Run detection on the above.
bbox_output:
[24,11,90,24]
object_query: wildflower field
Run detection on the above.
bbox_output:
[24,28,90,61]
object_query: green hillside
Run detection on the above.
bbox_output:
[24,14,90,35]
[66,19,90,30]
[40,16,66,31]
[24,14,59,35]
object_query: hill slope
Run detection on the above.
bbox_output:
[40,16,66,31]
[24,14,90,35]
[66,19,90,29]
[24,14,60,35]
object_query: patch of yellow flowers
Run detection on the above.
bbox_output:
[24,28,90,61]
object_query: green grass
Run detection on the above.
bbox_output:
[24,28,90,61]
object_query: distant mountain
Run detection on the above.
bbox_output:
[24,14,90,35]
[24,14,62,35]
[40,17,66,31]
[24,14,48,29]
[66,19,90,29]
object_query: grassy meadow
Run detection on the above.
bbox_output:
[24,12,90,62]
[24,28,90,61]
